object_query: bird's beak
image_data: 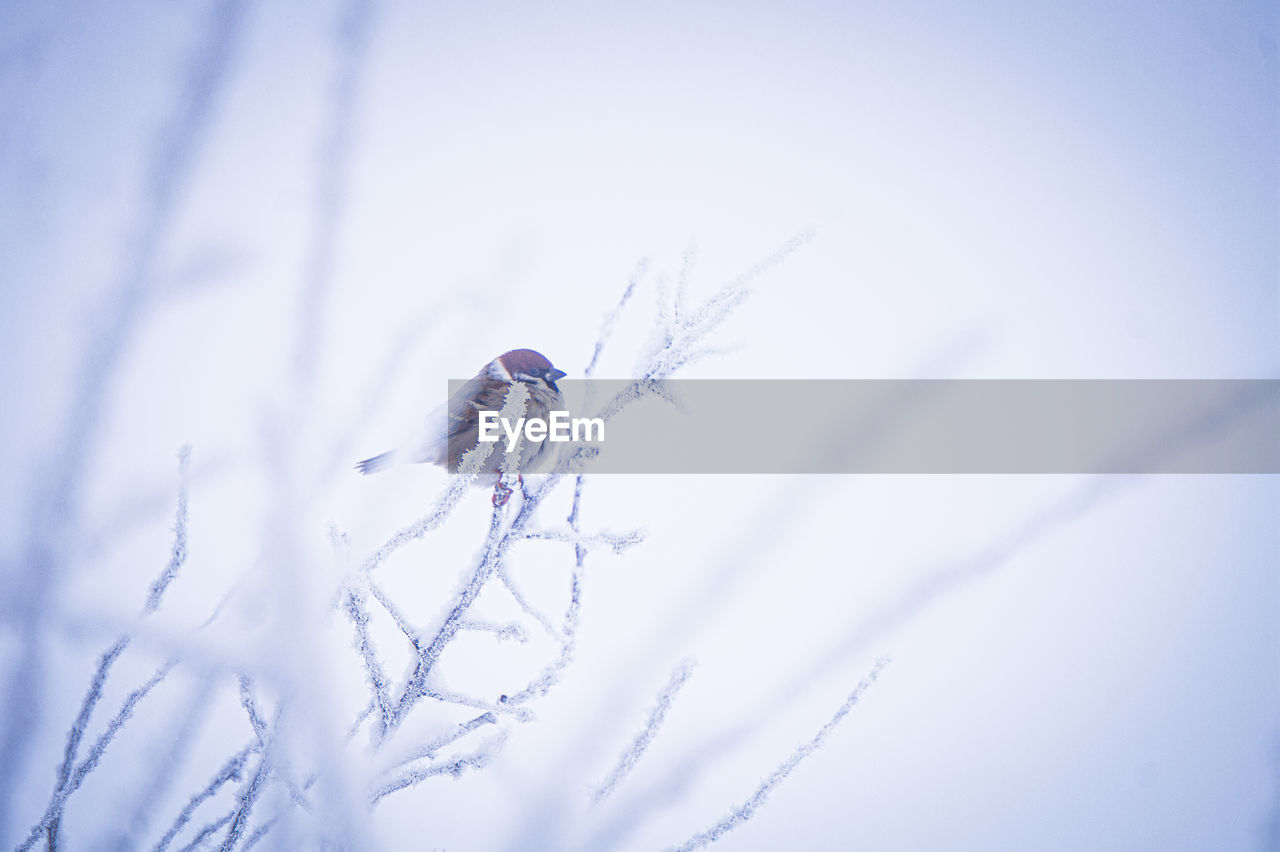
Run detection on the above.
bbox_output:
[547,368,567,382]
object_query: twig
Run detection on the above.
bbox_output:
[592,660,696,805]
[374,712,499,779]
[119,676,216,849]
[496,564,563,640]
[153,743,258,852]
[0,0,247,824]
[370,731,510,805]
[37,446,192,847]
[584,257,648,379]
[667,657,889,852]
[19,660,178,851]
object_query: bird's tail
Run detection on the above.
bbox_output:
[355,450,397,475]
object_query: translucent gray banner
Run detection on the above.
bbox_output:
[446,380,1279,474]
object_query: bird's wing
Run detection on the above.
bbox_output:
[409,375,503,465]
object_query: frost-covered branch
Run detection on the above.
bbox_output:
[222,742,274,850]
[25,446,191,849]
[422,686,533,722]
[19,660,178,851]
[344,587,393,736]
[320,240,793,827]
[370,730,510,806]
[592,659,696,805]
[118,678,216,850]
[0,0,246,823]
[356,477,474,574]
[367,577,422,647]
[15,224,816,850]
[495,564,563,640]
[667,657,890,852]
[153,744,259,852]
[373,712,499,779]
[497,564,583,708]
[638,229,813,381]
[382,501,508,733]
[177,811,234,852]
[499,476,590,709]
[584,257,648,379]
[522,526,644,555]
[143,446,194,610]
[351,230,805,744]
[458,619,528,643]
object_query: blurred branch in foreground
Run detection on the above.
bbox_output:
[14,225,828,851]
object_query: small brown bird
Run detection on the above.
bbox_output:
[356,348,567,479]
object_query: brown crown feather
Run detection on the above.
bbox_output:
[497,348,556,375]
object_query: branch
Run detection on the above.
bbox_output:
[457,619,528,643]
[522,526,644,555]
[118,677,215,849]
[667,657,889,852]
[0,0,247,823]
[584,256,648,379]
[19,660,178,851]
[144,445,194,613]
[153,744,258,852]
[370,731,510,806]
[495,564,563,640]
[374,712,499,780]
[221,747,272,851]
[592,659,695,805]
[343,588,393,736]
[28,447,190,849]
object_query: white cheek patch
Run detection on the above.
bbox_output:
[489,359,512,381]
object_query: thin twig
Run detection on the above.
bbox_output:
[667,657,889,852]
[592,660,696,805]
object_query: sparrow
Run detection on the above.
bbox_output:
[356,348,567,481]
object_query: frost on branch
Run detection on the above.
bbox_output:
[667,657,890,852]
[592,660,696,806]
[9,232,854,851]
[7,4,908,842]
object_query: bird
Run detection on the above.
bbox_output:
[355,349,567,487]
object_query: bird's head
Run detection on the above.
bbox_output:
[497,348,567,394]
